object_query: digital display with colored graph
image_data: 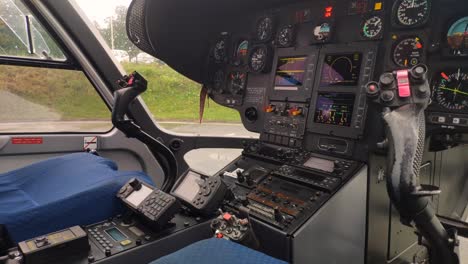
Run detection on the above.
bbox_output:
[274,56,307,90]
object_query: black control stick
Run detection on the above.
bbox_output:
[366,65,459,264]
[112,72,178,192]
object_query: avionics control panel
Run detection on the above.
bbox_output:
[201,0,468,156]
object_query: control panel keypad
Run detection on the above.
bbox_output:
[139,190,177,221]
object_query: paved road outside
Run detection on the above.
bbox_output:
[0,90,61,122]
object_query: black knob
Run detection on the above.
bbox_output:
[274,207,285,223]
[136,239,142,246]
[380,73,394,87]
[236,171,245,183]
[411,64,427,80]
[105,248,111,257]
[129,178,142,191]
[381,90,395,102]
[245,174,254,186]
[239,196,249,206]
[245,107,258,122]
[88,255,95,263]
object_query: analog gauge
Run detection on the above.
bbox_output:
[256,16,275,42]
[434,69,468,110]
[228,72,247,95]
[213,38,227,63]
[233,40,249,66]
[276,25,295,47]
[447,17,468,56]
[248,45,272,73]
[362,16,383,39]
[395,0,430,27]
[212,70,225,93]
[313,22,332,41]
[392,37,424,67]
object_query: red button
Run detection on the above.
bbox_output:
[223,213,232,221]
[216,233,224,238]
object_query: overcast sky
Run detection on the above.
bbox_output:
[74,0,131,25]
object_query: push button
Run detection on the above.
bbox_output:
[120,240,132,246]
[396,70,411,98]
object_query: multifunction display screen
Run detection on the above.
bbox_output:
[274,56,307,90]
[320,53,362,86]
[173,171,202,202]
[314,93,355,127]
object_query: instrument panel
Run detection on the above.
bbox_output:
[203,0,468,154]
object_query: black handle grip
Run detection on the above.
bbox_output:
[368,65,458,264]
[112,72,147,123]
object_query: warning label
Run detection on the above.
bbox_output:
[83,136,98,150]
[11,137,43,145]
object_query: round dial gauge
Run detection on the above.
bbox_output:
[393,37,424,67]
[447,17,468,56]
[228,72,247,95]
[212,70,225,93]
[248,45,271,73]
[213,39,227,63]
[435,69,468,110]
[362,16,383,39]
[233,40,249,66]
[395,0,430,27]
[276,25,295,47]
[313,22,332,41]
[256,16,275,42]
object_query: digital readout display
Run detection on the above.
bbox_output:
[274,56,307,90]
[320,53,362,86]
[314,93,355,127]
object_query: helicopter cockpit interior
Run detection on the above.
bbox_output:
[0,0,468,263]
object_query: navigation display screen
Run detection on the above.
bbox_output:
[320,53,362,86]
[274,56,307,90]
[173,171,202,202]
[314,93,355,127]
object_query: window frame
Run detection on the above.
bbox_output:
[0,0,115,135]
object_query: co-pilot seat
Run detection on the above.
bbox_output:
[0,153,154,243]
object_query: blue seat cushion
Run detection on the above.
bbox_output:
[0,153,154,243]
[150,238,288,264]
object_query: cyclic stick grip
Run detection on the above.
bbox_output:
[366,64,458,264]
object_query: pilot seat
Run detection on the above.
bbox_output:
[0,153,154,243]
